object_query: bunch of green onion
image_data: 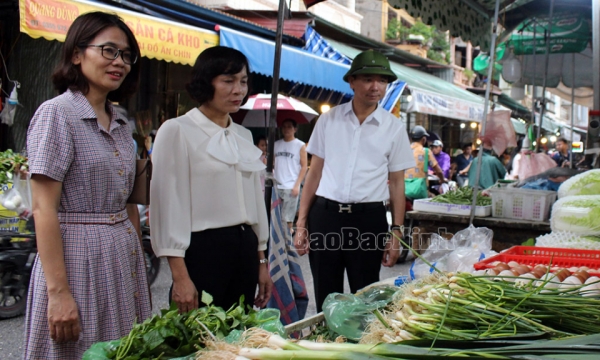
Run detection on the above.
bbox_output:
[195,328,600,359]
[362,272,600,345]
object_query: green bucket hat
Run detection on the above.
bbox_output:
[343,50,398,82]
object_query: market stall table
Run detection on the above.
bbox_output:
[406,210,551,252]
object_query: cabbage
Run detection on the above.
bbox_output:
[551,195,600,236]
[558,169,600,198]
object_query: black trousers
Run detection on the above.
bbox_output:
[170,224,259,310]
[307,198,388,312]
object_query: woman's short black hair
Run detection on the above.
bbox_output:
[186,46,250,105]
[52,12,140,102]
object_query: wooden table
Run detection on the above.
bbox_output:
[405,211,551,252]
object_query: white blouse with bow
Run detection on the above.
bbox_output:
[150,108,268,258]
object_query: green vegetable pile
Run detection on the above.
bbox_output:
[0,149,28,185]
[430,187,491,206]
[83,292,284,360]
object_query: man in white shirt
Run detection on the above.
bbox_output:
[293,50,415,312]
[274,119,308,231]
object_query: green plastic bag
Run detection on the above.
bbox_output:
[224,308,285,344]
[82,340,120,360]
[323,285,401,341]
[254,308,285,336]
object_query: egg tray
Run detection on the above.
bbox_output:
[473,246,600,276]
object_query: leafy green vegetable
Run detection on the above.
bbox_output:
[0,149,28,185]
[558,169,600,198]
[96,292,284,360]
[430,187,491,206]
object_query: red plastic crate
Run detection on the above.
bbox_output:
[473,246,600,276]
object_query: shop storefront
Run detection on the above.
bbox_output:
[1,0,356,151]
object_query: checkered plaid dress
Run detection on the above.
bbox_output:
[23,90,152,359]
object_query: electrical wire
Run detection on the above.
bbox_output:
[0,48,19,97]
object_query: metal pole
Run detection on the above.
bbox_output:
[535,0,555,152]
[587,0,600,167]
[264,0,287,228]
[468,0,501,224]
[594,0,600,111]
[570,53,575,169]
[529,18,537,149]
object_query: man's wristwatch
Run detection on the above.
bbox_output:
[390,224,404,233]
[259,258,268,264]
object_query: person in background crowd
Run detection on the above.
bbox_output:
[429,140,450,179]
[468,140,507,189]
[552,137,572,168]
[274,119,308,231]
[255,135,267,165]
[255,135,267,193]
[405,126,445,199]
[150,46,272,313]
[293,49,415,312]
[454,143,473,187]
[24,12,151,359]
[504,137,523,179]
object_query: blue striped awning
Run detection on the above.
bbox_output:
[219,26,352,95]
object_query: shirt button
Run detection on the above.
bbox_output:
[134,292,139,298]
[114,151,119,157]
[127,228,133,234]
[131,250,137,255]
[122,189,128,195]
[132,272,136,278]
[118,170,124,176]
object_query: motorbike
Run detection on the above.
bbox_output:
[0,218,160,319]
[0,232,35,319]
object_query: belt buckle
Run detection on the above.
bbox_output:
[338,204,352,213]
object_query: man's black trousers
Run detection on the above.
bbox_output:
[307,197,388,312]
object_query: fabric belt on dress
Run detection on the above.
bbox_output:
[314,196,384,214]
[58,209,129,224]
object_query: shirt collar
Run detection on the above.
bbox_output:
[189,107,235,137]
[343,101,383,125]
[411,142,424,150]
[66,89,126,126]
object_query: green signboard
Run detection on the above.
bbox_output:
[510,12,590,55]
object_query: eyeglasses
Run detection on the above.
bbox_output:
[83,44,138,65]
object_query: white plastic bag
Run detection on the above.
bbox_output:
[410,225,496,279]
[0,172,32,219]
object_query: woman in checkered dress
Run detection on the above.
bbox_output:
[23,12,151,359]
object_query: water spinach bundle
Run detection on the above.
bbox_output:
[430,187,491,206]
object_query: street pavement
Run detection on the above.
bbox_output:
[0,254,413,358]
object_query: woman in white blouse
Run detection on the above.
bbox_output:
[150,46,272,312]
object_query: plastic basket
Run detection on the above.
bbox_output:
[473,246,600,275]
[488,186,556,222]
